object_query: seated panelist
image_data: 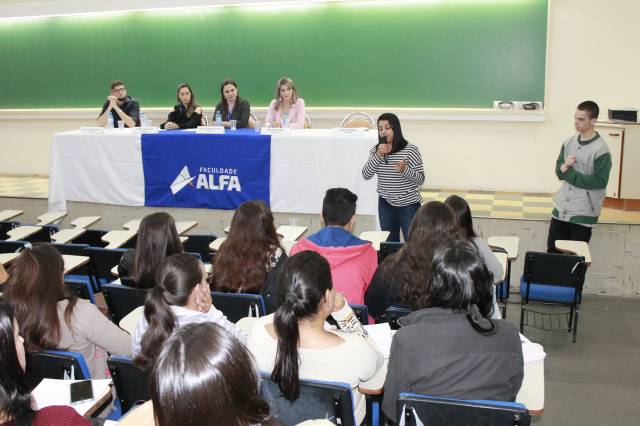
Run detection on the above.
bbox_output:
[161,83,203,130]
[213,79,251,128]
[97,79,140,128]
[265,77,306,129]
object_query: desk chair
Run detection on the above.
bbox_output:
[397,393,530,426]
[210,292,265,323]
[385,306,413,330]
[182,234,217,263]
[520,251,587,343]
[350,303,370,325]
[53,242,94,286]
[341,112,375,129]
[304,113,312,129]
[0,240,27,253]
[260,372,356,426]
[88,247,127,289]
[108,356,150,415]
[26,349,90,387]
[65,278,96,304]
[491,246,510,319]
[6,224,58,243]
[72,229,108,248]
[0,221,19,240]
[102,283,149,324]
[378,241,403,264]
[248,112,257,128]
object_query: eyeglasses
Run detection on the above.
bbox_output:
[112,87,126,92]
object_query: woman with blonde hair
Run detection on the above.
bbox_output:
[265,77,306,129]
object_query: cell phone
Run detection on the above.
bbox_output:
[70,380,94,404]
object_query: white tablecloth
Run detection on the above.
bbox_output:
[49,129,378,216]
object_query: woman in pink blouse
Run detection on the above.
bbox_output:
[265,77,306,129]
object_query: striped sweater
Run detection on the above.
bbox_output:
[362,143,425,207]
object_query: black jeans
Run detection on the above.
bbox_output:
[546,217,592,253]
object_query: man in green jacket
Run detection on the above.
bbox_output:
[547,100,611,252]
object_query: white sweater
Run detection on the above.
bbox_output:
[246,305,384,425]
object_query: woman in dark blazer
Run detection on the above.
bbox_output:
[161,83,203,129]
[213,79,251,128]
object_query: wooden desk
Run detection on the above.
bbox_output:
[62,255,89,274]
[122,219,142,231]
[70,216,101,229]
[0,252,20,265]
[488,236,520,260]
[37,211,67,225]
[6,225,42,241]
[555,240,591,265]
[280,240,296,256]
[360,231,390,251]
[209,237,226,251]
[494,251,508,282]
[175,220,198,235]
[51,228,86,244]
[276,225,308,241]
[119,306,144,335]
[102,230,138,249]
[0,209,23,221]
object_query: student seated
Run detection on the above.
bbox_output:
[382,240,524,421]
[121,323,272,426]
[96,80,140,128]
[132,253,245,368]
[4,245,131,379]
[213,79,251,128]
[265,77,306,129]
[246,251,384,425]
[0,299,91,426]
[291,188,377,306]
[365,201,461,322]
[160,83,203,129]
[445,195,504,319]
[210,200,286,314]
[118,212,184,289]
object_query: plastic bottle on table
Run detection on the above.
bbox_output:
[215,111,222,126]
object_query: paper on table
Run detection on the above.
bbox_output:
[364,323,393,358]
[32,378,112,415]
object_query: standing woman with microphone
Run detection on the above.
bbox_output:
[362,113,425,242]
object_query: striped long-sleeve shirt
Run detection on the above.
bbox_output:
[362,143,425,207]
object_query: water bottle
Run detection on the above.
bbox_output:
[107,113,114,128]
[215,110,222,126]
[282,112,289,128]
[140,113,150,127]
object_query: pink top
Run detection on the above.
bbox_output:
[265,98,306,129]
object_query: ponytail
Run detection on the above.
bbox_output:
[466,303,496,335]
[135,285,176,368]
[269,251,332,402]
[272,298,302,401]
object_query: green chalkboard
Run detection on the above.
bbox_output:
[0,0,547,108]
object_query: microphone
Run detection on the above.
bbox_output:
[378,136,389,165]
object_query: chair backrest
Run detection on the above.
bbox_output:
[349,303,369,325]
[108,356,151,414]
[23,224,58,243]
[0,221,19,240]
[248,112,258,128]
[0,239,27,253]
[260,372,356,426]
[26,350,90,387]
[397,393,530,426]
[88,247,127,285]
[53,242,93,278]
[304,113,311,129]
[210,292,265,323]
[522,251,586,290]
[340,112,375,129]
[102,283,149,324]
[182,234,216,263]
[386,306,413,330]
[379,241,403,264]
[65,279,96,304]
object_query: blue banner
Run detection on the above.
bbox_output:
[141,129,271,209]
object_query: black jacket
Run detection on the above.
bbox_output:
[213,98,251,128]
[382,308,524,422]
[160,104,203,129]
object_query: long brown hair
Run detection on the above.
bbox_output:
[383,201,461,310]
[176,83,199,117]
[273,77,298,109]
[4,245,77,351]
[211,200,283,293]
[133,212,183,289]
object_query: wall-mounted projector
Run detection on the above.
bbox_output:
[608,108,640,123]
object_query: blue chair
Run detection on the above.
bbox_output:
[26,349,90,387]
[519,251,587,343]
[72,229,108,248]
[385,306,413,330]
[102,282,149,324]
[107,356,150,415]
[350,303,370,325]
[260,372,357,426]
[210,292,265,323]
[378,241,403,264]
[65,278,96,304]
[397,393,530,426]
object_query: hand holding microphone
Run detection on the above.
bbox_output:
[377,137,391,164]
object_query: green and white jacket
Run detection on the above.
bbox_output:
[552,132,611,227]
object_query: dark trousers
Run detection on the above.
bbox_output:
[547,217,592,253]
[378,197,421,242]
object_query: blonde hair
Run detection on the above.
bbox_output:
[273,77,298,109]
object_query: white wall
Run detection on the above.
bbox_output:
[1,0,640,194]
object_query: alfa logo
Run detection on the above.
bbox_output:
[170,166,195,195]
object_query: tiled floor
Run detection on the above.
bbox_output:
[0,175,639,224]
